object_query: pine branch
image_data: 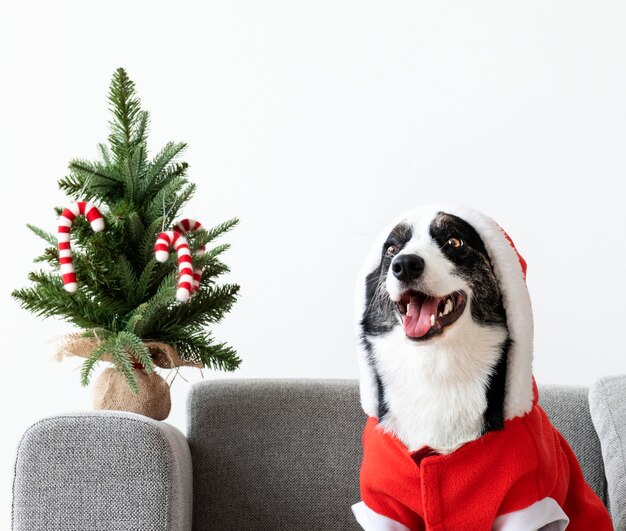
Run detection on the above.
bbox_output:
[57,174,84,198]
[198,341,241,371]
[27,224,57,246]
[125,211,145,255]
[108,333,139,393]
[68,159,123,184]
[80,339,110,386]
[118,331,154,372]
[173,331,241,371]
[33,247,58,265]
[132,143,147,193]
[134,259,157,302]
[145,176,191,222]
[203,243,231,261]
[121,156,136,202]
[143,142,187,197]
[140,219,166,265]
[160,283,239,331]
[111,256,138,299]
[197,218,239,247]
[146,161,189,201]
[98,143,113,166]
[133,110,150,147]
[193,259,230,283]
[13,275,112,329]
[124,274,177,337]
[108,68,142,161]
[59,161,121,202]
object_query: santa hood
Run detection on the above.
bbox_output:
[355,205,534,422]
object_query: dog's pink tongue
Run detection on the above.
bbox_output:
[403,296,439,338]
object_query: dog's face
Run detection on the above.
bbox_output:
[359,210,512,444]
[356,206,535,451]
[361,211,506,346]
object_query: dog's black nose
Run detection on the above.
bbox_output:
[392,254,425,282]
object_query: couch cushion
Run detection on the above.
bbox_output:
[188,379,364,530]
[539,384,607,505]
[589,375,626,527]
[188,380,606,530]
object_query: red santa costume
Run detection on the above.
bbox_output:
[352,206,612,531]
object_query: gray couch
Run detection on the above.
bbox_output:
[11,378,624,530]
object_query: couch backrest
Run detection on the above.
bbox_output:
[538,384,607,503]
[187,379,607,531]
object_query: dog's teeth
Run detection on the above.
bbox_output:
[444,299,453,315]
[438,312,443,317]
[430,314,435,327]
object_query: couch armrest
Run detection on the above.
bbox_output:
[589,375,626,529]
[12,411,192,531]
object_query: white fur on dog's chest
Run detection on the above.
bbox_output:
[372,323,507,454]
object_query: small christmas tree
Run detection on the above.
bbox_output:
[12,68,241,398]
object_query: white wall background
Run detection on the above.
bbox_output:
[2,0,626,525]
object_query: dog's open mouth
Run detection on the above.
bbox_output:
[396,290,467,340]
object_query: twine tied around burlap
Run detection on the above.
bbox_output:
[56,334,201,420]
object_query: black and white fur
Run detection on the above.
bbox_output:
[356,205,534,454]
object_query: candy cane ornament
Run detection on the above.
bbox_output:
[57,201,105,293]
[172,218,206,293]
[154,231,193,302]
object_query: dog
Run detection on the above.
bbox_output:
[351,206,612,531]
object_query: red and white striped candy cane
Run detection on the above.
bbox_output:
[57,201,105,293]
[172,218,206,293]
[154,231,193,302]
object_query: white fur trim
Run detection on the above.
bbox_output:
[493,497,569,531]
[448,206,534,420]
[355,205,534,422]
[351,502,411,531]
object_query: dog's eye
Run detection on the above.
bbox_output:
[385,244,399,257]
[447,237,464,249]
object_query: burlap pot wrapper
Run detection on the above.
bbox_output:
[93,367,171,421]
[56,334,202,369]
